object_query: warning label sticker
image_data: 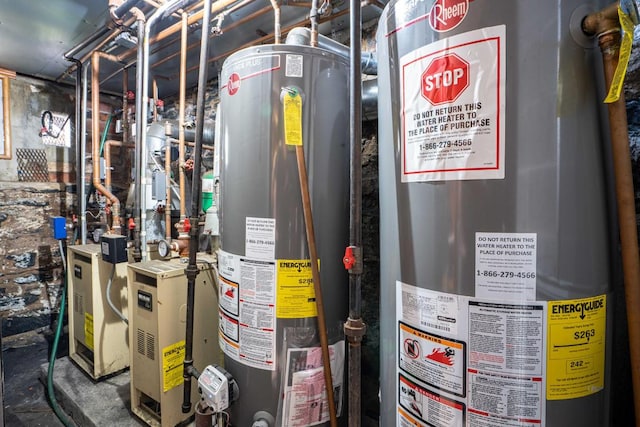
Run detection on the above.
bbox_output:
[400,25,505,182]
[276,259,317,318]
[547,295,606,400]
[162,340,185,392]
[399,374,465,426]
[84,312,94,351]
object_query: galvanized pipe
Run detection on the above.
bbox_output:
[139,0,186,260]
[65,57,83,243]
[182,0,211,414]
[81,62,89,244]
[345,0,365,422]
[91,52,122,233]
[133,10,146,262]
[179,11,188,220]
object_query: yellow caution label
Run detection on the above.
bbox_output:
[162,340,185,392]
[604,6,634,103]
[547,295,606,400]
[276,259,317,318]
[283,91,303,146]
[84,312,94,351]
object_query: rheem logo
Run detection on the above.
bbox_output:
[429,0,469,32]
[421,53,469,105]
[227,73,241,96]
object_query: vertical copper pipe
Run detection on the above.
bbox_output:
[153,78,159,122]
[310,0,318,46]
[269,0,281,44]
[179,11,188,220]
[295,145,338,427]
[599,30,640,427]
[92,51,122,233]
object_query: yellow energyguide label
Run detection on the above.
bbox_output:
[283,91,303,146]
[276,259,318,318]
[162,340,186,392]
[84,312,94,350]
[547,295,606,400]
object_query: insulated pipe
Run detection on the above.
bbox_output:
[269,0,281,44]
[133,9,146,262]
[92,52,122,233]
[182,0,211,414]
[179,11,188,220]
[286,27,378,75]
[345,0,366,423]
[110,0,142,23]
[584,9,640,424]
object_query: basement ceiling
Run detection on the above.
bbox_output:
[0,0,383,98]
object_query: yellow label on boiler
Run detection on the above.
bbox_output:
[547,295,606,400]
[162,340,185,392]
[276,259,317,318]
[84,312,94,351]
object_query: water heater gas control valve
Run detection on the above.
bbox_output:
[198,365,239,413]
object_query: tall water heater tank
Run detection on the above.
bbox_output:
[377,1,613,426]
[218,44,350,426]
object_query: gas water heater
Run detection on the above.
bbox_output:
[218,44,350,426]
[377,0,614,426]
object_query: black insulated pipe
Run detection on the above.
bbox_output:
[182,0,211,414]
[111,0,142,22]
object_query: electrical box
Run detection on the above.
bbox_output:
[127,256,222,427]
[67,244,129,379]
[50,216,67,240]
[101,234,128,264]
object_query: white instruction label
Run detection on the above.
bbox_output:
[475,232,537,301]
[400,25,506,182]
[246,217,276,260]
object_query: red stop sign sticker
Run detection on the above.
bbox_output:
[429,0,469,32]
[421,54,469,105]
[227,72,241,96]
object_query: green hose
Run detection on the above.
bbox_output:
[47,241,74,427]
[99,114,113,158]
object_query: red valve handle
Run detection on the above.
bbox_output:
[343,247,356,270]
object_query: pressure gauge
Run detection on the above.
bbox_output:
[158,240,171,258]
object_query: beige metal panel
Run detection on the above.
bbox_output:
[67,244,130,380]
[128,256,221,427]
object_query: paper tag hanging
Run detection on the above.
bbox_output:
[283,90,303,146]
[604,6,634,103]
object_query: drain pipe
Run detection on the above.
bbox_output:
[182,0,211,414]
[583,3,640,425]
[179,11,188,221]
[132,7,146,262]
[91,51,123,233]
[304,18,339,427]
[343,0,366,423]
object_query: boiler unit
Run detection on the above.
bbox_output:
[377,0,614,426]
[218,43,350,426]
[67,244,129,379]
[127,257,221,427]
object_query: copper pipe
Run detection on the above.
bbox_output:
[92,51,122,233]
[151,5,272,69]
[173,8,351,79]
[597,29,640,426]
[105,139,136,194]
[583,2,620,36]
[295,145,338,427]
[285,1,312,6]
[179,11,188,219]
[310,0,319,46]
[153,77,159,121]
[169,138,214,151]
[270,0,281,44]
